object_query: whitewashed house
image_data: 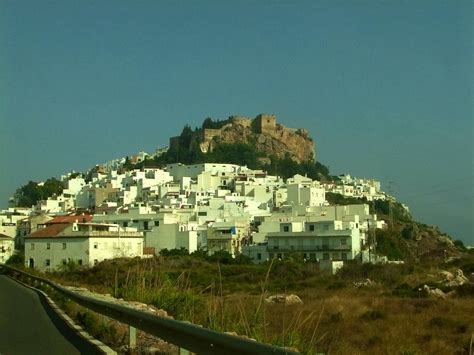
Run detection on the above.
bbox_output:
[207,220,250,256]
[0,234,14,264]
[24,221,143,271]
[286,183,326,207]
[244,219,361,263]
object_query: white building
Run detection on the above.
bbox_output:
[207,221,249,257]
[0,234,14,264]
[25,222,143,271]
[286,183,326,208]
[244,219,361,263]
[0,208,30,239]
[166,163,243,181]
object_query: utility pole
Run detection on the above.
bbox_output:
[367,218,371,263]
[387,181,395,229]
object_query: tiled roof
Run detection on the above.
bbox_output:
[27,224,69,238]
[143,247,155,255]
[0,233,13,240]
[46,215,92,225]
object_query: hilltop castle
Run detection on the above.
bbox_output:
[170,113,315,163]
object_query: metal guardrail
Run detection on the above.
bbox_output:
[0,265,299,354]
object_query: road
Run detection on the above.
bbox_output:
[0,275,102,355]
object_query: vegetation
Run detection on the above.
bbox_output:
[128,121,334,180]
[13,178,65,207]
[29,252,472,354]
[5,252,24,267]
[202,117,231,130]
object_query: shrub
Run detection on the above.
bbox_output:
[429,316,450,328]
[455,283,474,297]
[6,252,24,266]
[393,283,422,298]
[361,310,386,321]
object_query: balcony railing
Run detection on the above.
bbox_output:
[271,245,351,251]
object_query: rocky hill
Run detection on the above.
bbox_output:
[169,114,315,164]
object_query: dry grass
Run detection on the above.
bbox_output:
[20,254,474,354]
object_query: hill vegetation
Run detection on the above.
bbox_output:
[135,123,333,181]
[34,251,474,354]
[13,178,65,208]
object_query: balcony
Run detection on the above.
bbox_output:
[269,245,351,252]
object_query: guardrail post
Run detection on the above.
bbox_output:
[129,325,136,349]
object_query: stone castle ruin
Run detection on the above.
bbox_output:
[170,113,315,163]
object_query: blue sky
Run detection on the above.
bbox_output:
[1,1,472,244]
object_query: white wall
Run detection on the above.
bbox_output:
[25,236,143,271]
[0,238,14,264]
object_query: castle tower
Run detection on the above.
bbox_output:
[254,114,276,134]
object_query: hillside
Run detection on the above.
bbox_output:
[326,193,464,261]
[136,114,331,181]
[11,113,466,261]
[171,114,315,164]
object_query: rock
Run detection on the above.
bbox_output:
[353,279,377,288]
[421,285,448,299]
[438,270,454,280]
[182,114,316,163]
[439,269,468,287]
[142,347,161,354]
[265,294,303,305]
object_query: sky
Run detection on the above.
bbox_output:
[1,1,472,245]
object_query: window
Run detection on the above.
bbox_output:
[45,259,50,266]
[46,243,50,250]
[78,259,83,266]
[30,243,35,250]
[332,252,339,260]
[62,243,67,250]
[93,242,98,249]
[341,253,347,260]
[309,224,315,232]
[283,225,289,232]
[94,259,98,265]
[323,253,330,260]
[309,253,316,260]
[341,238,347,245]
[154,221,160,226]
[123,221,128,227]
[257,253,262,260]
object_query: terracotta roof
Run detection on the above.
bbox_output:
[46,215,92,225]
[0,233,13,240]
[143,247,155,255]
[27,224,69,238]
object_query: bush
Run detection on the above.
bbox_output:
[455,283,474,297]
[160,248,189,257]
[6,252,24,266]
[392,283,422,298]
[361,310,386,321]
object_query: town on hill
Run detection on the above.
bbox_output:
[2,114,472,354]
[1,114,463,270]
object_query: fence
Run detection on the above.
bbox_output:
[0,265,298,354]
